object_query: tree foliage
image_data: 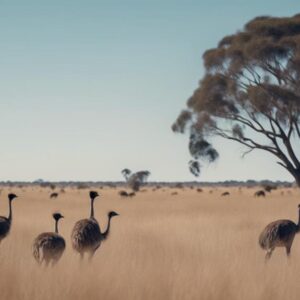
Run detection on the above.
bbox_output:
[173,14,300,185]
[189,160,201,177]
[121,168,151,191]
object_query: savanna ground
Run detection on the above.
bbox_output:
[0,185,300,300]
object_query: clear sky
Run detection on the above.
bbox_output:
[0,0,299,182]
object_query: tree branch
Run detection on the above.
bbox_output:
[271,118,300,169]
[242,148,254,158]
[295,121,300,138]
[277,161,289,170]
[214,121,297,173]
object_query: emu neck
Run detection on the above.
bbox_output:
[102,216,112,240]
[55,220,59,234]
[8,200,12,222]
[90,198,95,218]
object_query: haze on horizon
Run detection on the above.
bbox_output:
[0,0,298,182]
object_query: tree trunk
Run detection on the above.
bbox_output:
[295,173,300,188]
[290,168,300,188]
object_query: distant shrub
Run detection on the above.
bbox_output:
[39,182,51,188]
[107,183,117,189]
[50,184,56,190]
[77,183,89,189]
[175,183,183,189]
[264,185,277,193]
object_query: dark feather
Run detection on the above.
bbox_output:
[71,218,102,253]
[259,220,298,249]
[32,232,65,264]
[0,216,11,241]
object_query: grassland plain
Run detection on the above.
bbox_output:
[0,186,299,300]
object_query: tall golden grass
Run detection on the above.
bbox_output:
[0,186,300,300]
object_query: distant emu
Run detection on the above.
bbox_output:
[119,191,129,197]
[50,192,59,199]
[259,204,300,260]
[255,190,266,197]
[221,192,230,196]
[32,213,65,266]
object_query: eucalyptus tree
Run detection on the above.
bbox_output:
[121,169,150,191]
[172,14,300,186]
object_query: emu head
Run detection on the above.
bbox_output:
[8,193,18,201]
[89,191,99,200]
[53,212,64,221]
[108,211,119,218]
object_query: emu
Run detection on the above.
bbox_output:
[258,204,300,260]
[221,192,230,196]
[32,213,65,266]
[119,190,129,197]
[71,191,119,260]
[255,190,266,197]
[0,193,18,244]
[50,192,59,199]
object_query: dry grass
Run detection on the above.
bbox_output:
[0,186,300,300]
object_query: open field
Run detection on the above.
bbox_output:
[0,186,300,300]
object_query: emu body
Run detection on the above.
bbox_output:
[0,194,18,244]
[221,192,230,196]
[50,193,59,199]
[259,205,300,260]
[32,213,65,266]
[119,190,129,197]
[255,190,266,197]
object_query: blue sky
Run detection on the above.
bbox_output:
[0,0,299,181]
